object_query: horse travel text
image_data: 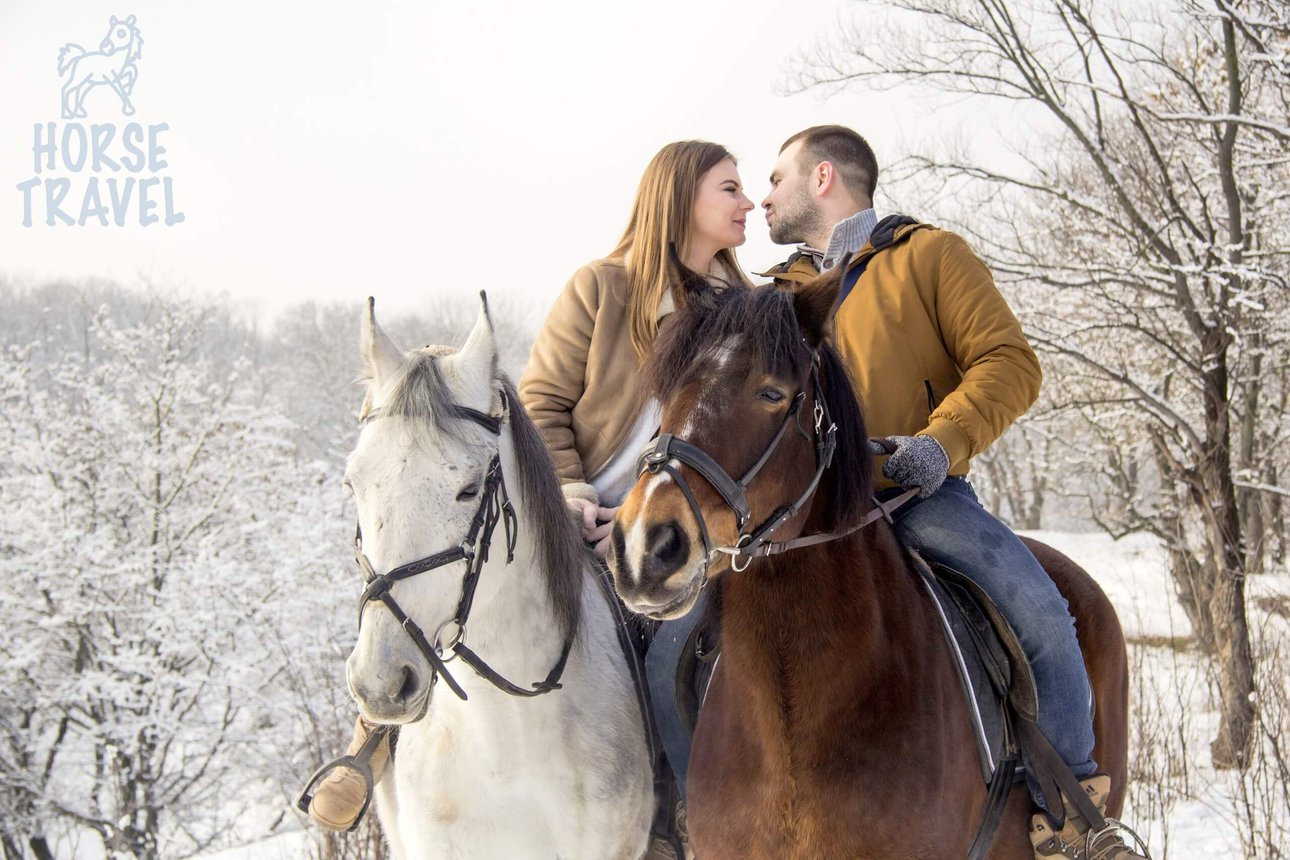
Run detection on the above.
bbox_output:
[16,122,185,227]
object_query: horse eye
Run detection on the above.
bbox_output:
[456,484,480,502]
[759,389,786,404]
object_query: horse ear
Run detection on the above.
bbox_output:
[451,291,498,398]
[126,15,136,24]
[360,296,405,386]
[793,256,849,347]
[110,15,119,24]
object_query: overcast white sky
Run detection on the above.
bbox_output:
[0,0,1012,324]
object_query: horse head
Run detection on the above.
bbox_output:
[608,265,873,619]
[344,295,506,723]
[101,15,142,60]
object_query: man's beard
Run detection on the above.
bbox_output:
[768,190,828,246]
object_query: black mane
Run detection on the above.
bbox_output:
[644,284,874,530]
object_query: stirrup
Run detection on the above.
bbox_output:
[1086,817,1152,860]
[295,723,388,832]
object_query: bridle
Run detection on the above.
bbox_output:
[637,348,915,573]
[352,389,573,702]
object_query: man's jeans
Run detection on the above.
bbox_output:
[892,477,1098,797]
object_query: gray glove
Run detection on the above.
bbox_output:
[879,435,950,498]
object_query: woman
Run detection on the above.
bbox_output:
[305,140,755,834]
[522,140,755,547]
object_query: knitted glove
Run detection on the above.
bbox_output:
[879,435,950,498]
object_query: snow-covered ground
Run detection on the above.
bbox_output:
[204,531,1290,860]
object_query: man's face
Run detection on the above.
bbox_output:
[762,140,827,246]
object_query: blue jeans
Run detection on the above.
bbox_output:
[892,477,1097,795]
[646,588,710,801]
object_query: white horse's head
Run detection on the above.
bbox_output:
[344,295,506,723]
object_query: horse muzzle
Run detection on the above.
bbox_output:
[609,518,707,620]
[346,641,432,724]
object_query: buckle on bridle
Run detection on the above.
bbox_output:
[730,534,754,573]
[434,619,465,660]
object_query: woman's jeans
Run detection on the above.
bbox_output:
[647,476,1096,807]
[645,588,710,800]
[892,477,1097,803]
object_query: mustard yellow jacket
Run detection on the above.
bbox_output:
[518,258,649,495]
[765,221,1041,487]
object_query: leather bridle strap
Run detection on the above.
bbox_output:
[641,434,753,532]
[640,360,839,564]
[652,459,719,561]
[716,489,919,560]
[453,636,574,697]
[637,353,920,567]
[353,389,572,702]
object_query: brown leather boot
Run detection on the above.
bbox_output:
[1029,774,1150,860]
[305,717,390,832]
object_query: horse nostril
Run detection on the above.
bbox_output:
[646,522,689,578]
[397,665,419,703]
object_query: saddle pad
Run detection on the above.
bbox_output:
[906,548,1039,784]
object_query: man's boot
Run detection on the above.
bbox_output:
[1029,774,1150,860]
[304,716,391,832]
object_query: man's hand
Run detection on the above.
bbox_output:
[879,435,950,498]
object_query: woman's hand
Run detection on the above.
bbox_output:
[566,497,599,537]
[587,506,619,558]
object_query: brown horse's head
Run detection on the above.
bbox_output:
[608,267,873,619]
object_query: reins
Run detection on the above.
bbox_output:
[637,348,916,573]
[353,391,574,702]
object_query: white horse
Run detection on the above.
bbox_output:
[344,296,653,859]
[58,15,144,119]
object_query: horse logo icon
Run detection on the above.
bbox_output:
[57,15,144,119]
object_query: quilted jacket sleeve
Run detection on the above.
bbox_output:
[919,232,1042,470]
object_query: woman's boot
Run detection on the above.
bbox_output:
[302,716,391,832]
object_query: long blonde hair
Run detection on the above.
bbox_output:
[610,141,752,361]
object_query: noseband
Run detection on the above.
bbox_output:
[637,350,915,572]
[353,390,573,702]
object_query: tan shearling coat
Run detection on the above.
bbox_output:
[518,258,652,498]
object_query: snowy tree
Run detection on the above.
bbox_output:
[0,281,542,858]
[0,293,337,858]
[790,0,1290,768]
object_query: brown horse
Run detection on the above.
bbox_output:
[606,269,1129,860]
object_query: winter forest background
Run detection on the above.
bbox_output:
[3,0,1290,858]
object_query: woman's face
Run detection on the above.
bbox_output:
[689,157,754,257]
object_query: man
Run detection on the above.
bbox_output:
[761,125,1146,860]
